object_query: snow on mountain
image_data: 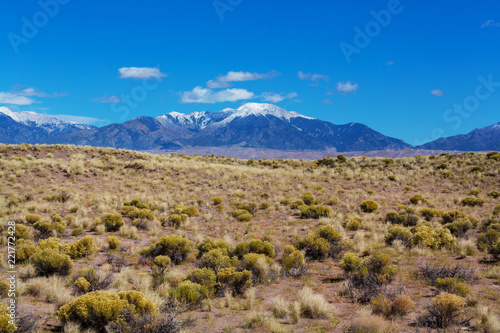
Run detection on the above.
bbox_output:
[215,103,313,126]
[156,111,214,130]
[0,102,412,152]
[155,103,314,130]
[0,107,95,134]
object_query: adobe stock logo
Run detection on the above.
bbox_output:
[7,0,71,54]
[213,0,243,22]
[340,0,410,64]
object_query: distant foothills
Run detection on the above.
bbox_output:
[0,103,499,158]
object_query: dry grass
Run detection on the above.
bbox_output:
[350,314,389,332]
[271,297,288,319]
[243,287,256,310]
[297,286,331,319]
[21,276,74,309]
[477,306,500,332]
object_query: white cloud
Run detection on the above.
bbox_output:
[207,71,278,89]
[119,67,167,80]
[55,114,101,124]
[431,89,445,96]
[481,20,500,28]
[92,96,123,103]
[336,81,359,94]
[323,98,335,104]
[0,92,36,105]
[386,61,395,66]
[261,92,298,103]
[298,71,329,82]
[9,85,68,98]
[180,87,255,104]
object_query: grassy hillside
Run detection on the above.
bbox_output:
[1,144,500,332]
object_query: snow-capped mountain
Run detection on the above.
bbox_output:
[154,103,309,131]
[0,107,95,135]
[39,103,409,151]
[0,103,414,152]
[417,121,500,151]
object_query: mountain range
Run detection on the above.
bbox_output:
[0,104,498,154]
[416,122,500,151]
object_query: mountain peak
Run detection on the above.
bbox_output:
[0,107,95,134]
[233,103,314,120]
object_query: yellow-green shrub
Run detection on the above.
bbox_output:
[477,228,500,252]
[359,200,379,213]
[282,244,297,257]
[299,205,333,219]
[57,291,129,330]
[68,236,98,259]
[461,197,486,207]
[371,294,414,318]
[140,235,193,264]
[429,292,465,328]
[231,209,253,222]
[31,248,73,276]
[385,225,412,246]
[184,205,199,217]
[0,281,9,298]
[187,268,218,297]
[200,248,238,272]
[216,267,252,295]
[345,218,362,231]
[124,199,149,209]
[290,199,305,209]
[282,250,306,272]
[409,194,426,205]
[153,255,171,268]
[122,206,155,220]
[168,214,188,228]
[197,237,234,258]
[412,225,457,250]
[102,213,124,232]
[74,277,91,293]
[13,224,30,240]
[107,236,121,251]
[169,281,207,307]
[296,225,342,260]
[25,214,42,224]
[247,239,276,258]
[435,277,470,297]
[316,225,342,244]
[444,218,473,237]
[420,208,442,221]
[117,290,157,315]
[33,219,65,237]
[0,303,16,333]
[340,252,397,284]
[38,237,69,252]
[302,192,315,205]
[385,209,419,226]
[16,239,37,262]
[242,253,273,273]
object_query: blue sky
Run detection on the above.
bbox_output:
[1,0,500,145]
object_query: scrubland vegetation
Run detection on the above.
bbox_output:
[0,144,500,332]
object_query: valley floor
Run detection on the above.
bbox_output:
[0,144,499,332]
